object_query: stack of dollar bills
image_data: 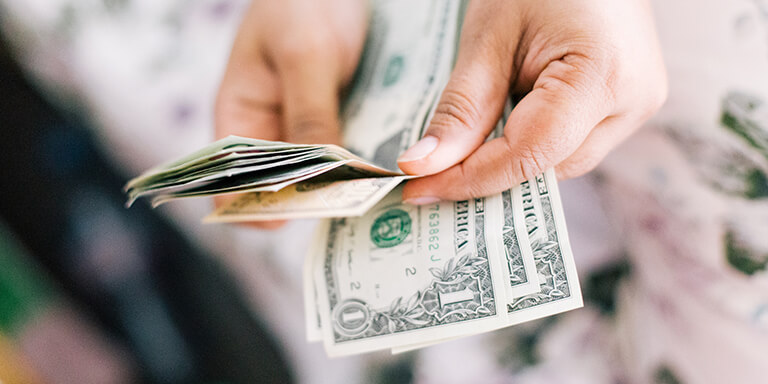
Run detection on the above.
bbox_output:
[125,0,582,356]
[124,137,409,218]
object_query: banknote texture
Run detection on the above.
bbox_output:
[312,189,510,355]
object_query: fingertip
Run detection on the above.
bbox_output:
[397,136,440,176]
[398,137,475,176]
[397,136,439,163]
[396,160,426,176]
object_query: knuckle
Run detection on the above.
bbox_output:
[586,48,621,106]
[539,51,619,111]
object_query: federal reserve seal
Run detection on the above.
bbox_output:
[370,208,412,248]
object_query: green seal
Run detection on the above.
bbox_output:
[370,209,412,248]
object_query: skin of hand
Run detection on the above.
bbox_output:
[397,0,668,204]
[214,0,368,228]
[215,0,667,227]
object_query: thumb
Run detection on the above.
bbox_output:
[397,3,517,175]
[401,54,616,202]
[397,62,510,176]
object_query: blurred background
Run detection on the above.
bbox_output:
[1,1,766,384]
[0,17,295,383]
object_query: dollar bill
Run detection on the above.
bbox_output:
[340,0,461,170]
[389,169,580,354]
[293,0,579,354]
[505,170,583,323]
[204,177,407,222]
[499,188,541,298]
[311,186,510,356]
[304,223,326,342]
[125,138,403,208]
[302,0,478,347]
[492,101,541,299]
[385,139,546,355]
[125,137,322,196]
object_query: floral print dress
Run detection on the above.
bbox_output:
[1,0,766,383]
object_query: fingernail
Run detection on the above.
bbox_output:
[398,136,438,163]
[403,196,440,205]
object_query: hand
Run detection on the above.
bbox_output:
[397,0,667,204]
[214,0,367,228]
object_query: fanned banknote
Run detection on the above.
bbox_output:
[125,0,460,219]
[124,136,404,210]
